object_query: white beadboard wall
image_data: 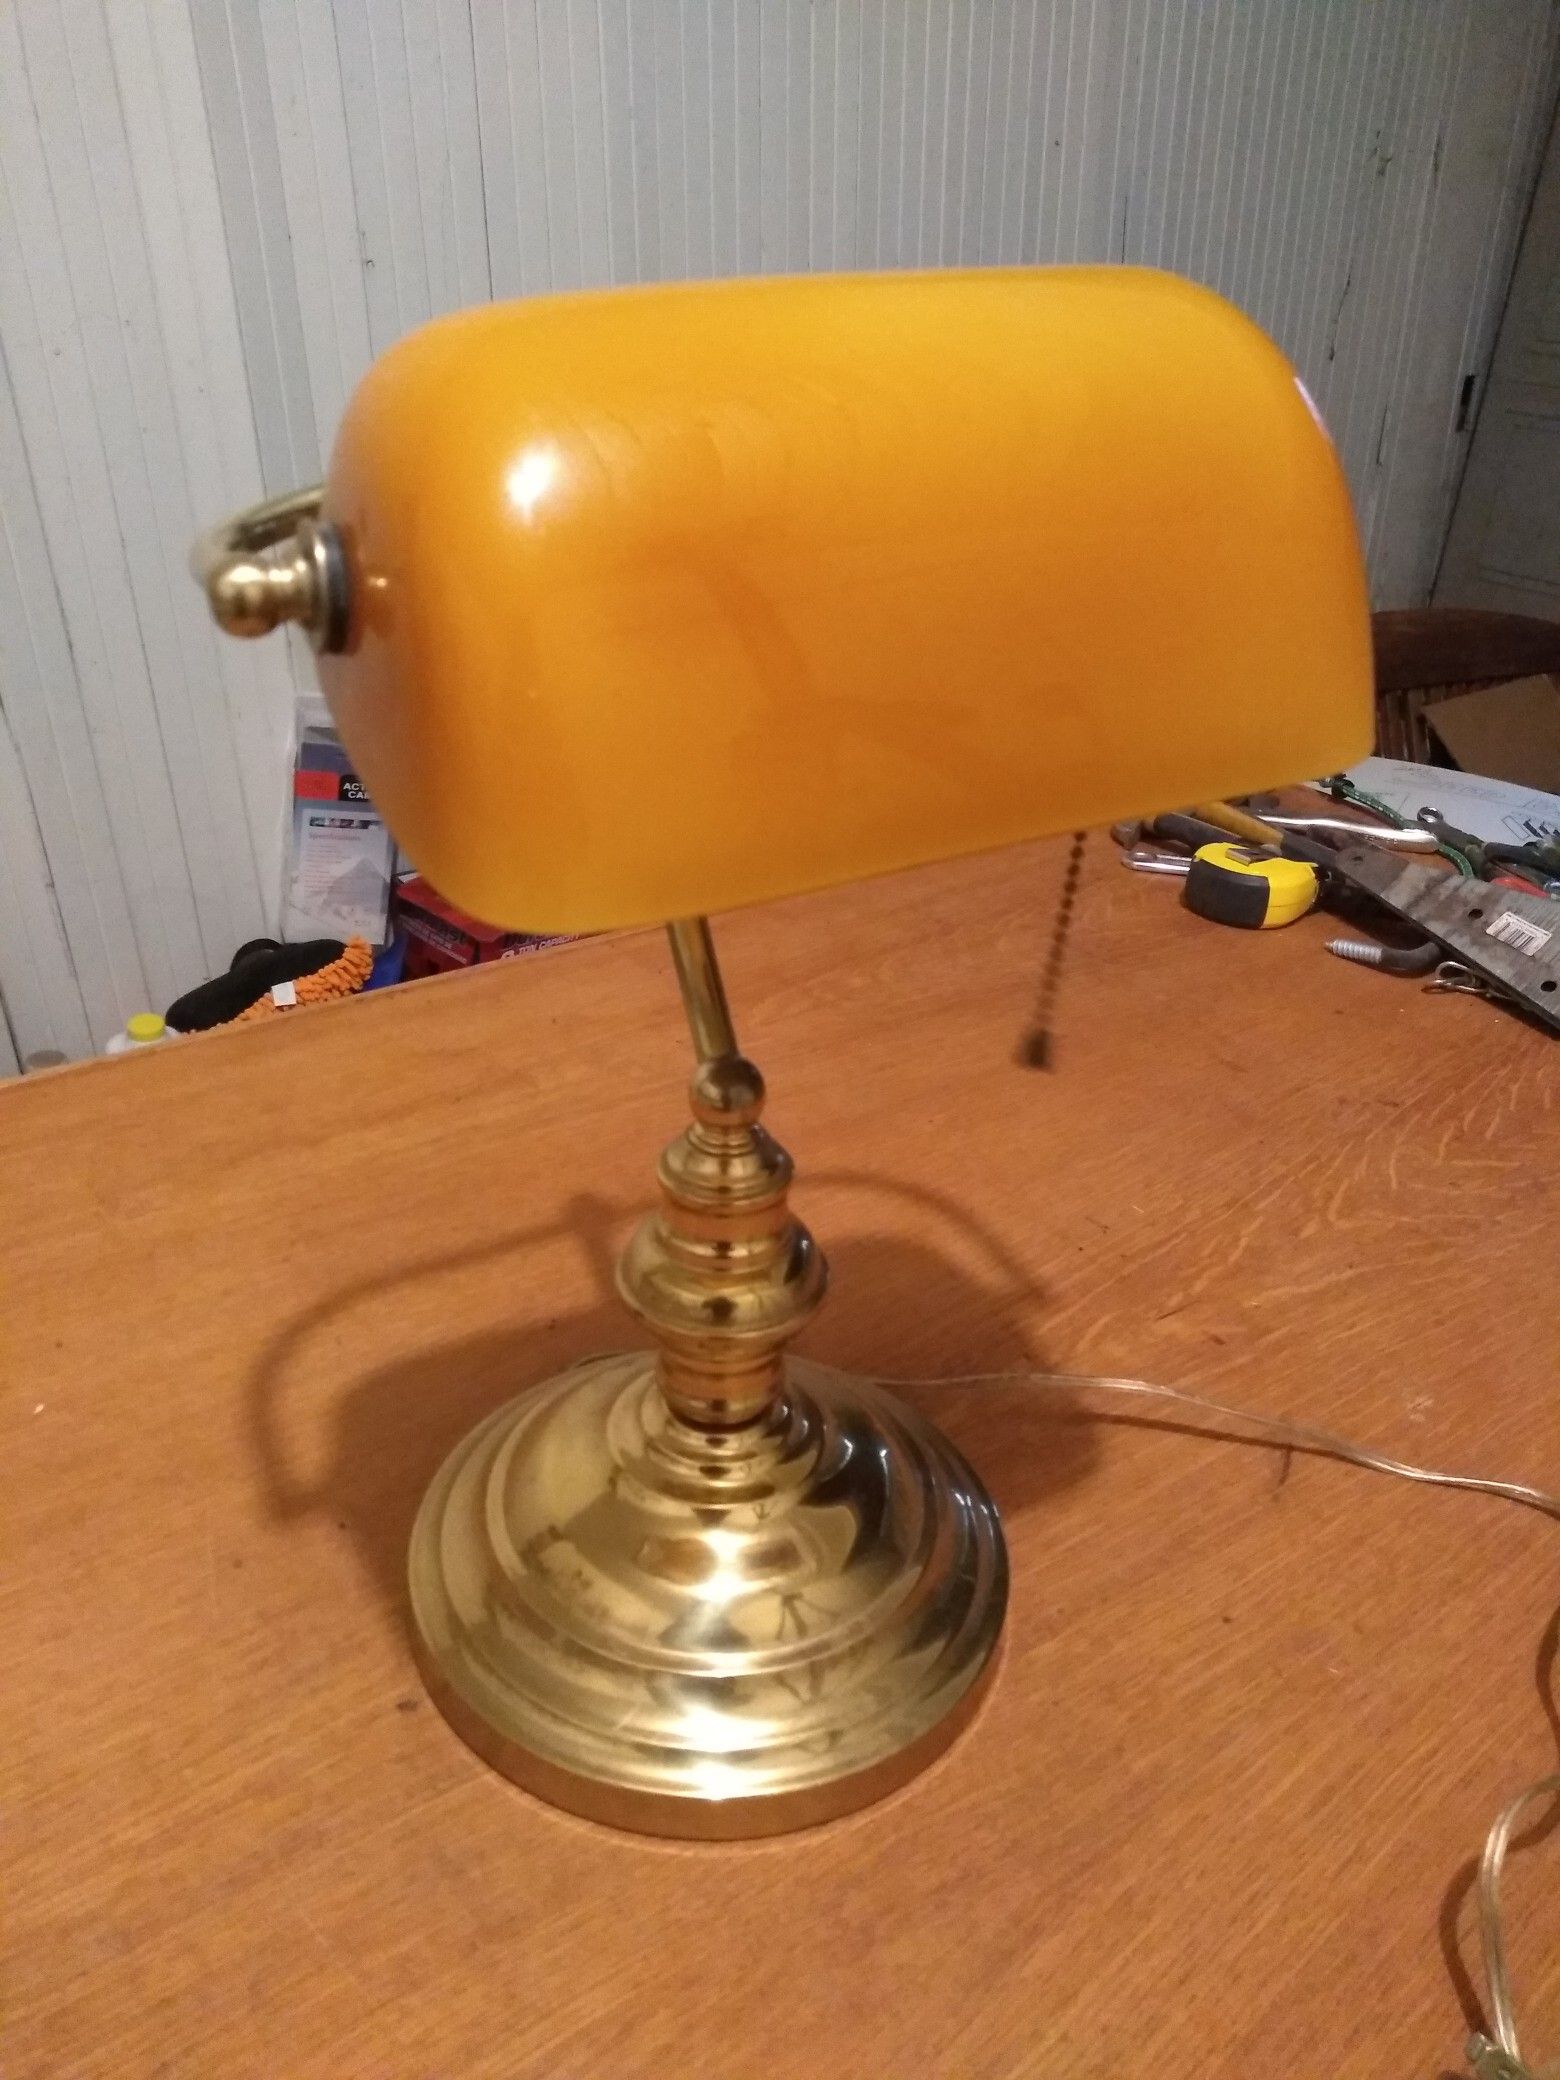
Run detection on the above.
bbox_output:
[1,1,1557,1065]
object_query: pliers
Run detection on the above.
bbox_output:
[1414,808,1560,893]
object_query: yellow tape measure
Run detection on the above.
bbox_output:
[1184,842,1320,930]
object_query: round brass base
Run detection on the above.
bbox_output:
[407,1354,1007,1838]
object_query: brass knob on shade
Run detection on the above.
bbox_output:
[190,483,350,652]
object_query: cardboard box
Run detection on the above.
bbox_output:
[1427,674,1560,794]
[395,876,578,980]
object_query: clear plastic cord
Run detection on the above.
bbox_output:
[874,1368,1560,1526]
[1476,1772,1560,2077]
[875,1367,1560,2074]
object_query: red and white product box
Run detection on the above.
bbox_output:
[395,875,579,980]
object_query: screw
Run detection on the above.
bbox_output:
[1325,937,1440,976]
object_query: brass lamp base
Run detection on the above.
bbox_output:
[406,920,1006,1837]
[408,1351,1006,1838]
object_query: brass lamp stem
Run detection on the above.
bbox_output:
[666,917,739,1063]
[617,921,826,1428]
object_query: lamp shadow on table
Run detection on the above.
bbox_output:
[243,1173,1098,1641]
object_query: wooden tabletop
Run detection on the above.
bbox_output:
[7,839,1558,2080]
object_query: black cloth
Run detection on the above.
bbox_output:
[165,938,346,1032]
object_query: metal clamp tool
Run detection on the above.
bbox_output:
[1280,832,1560,1034]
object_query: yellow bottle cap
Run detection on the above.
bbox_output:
[126,1012,166,1044]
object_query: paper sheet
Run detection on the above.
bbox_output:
[1342,757,1560,847]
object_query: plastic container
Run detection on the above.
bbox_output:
[105,1012,172,1056]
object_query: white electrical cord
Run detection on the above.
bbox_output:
[876,1367,1560,2076]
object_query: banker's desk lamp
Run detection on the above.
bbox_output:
[195,268,1371,1838]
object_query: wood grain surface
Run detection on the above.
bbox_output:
[5,838,1558,2080]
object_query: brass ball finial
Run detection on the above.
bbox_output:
[190,485,349,652]
[207,552,319,639]
[688,1054,765,1126]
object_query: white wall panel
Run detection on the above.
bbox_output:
[1437,101,1560,615]
[1,0,1557,1064]
[257,0,373,448]
[0,0,297,1069]
[0,335,148,1050]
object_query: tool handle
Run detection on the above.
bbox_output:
[1150,811,1249,853]
[1277,829,1341,871]
[1156,814,1338,881]
[1190,799,1282,847]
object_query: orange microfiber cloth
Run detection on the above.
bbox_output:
[232,938,374,1023]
